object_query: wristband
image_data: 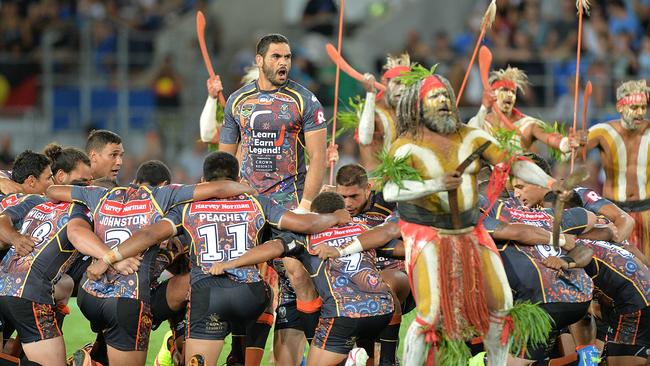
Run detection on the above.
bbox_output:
[559,137,571,153]
[104,248,123,265]
[559,255,576,267]
[339,238,364,256]
[559,234,566,248]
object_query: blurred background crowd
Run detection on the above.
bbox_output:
[0,0,647,191]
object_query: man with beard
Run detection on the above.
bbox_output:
[585,80,650,259]
[215,33,328,365]
[381,72,567,366]
[469,67,583,153]
[356,54,410,171]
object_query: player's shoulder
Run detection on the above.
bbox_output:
[227,82,258,106]
[284,79,317,99]
[589,120,620,132]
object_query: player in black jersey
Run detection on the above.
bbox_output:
[0,146,107,366]
[46,159,255,366]
[94,152,350,366]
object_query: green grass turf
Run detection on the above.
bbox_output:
[62,300,416,366]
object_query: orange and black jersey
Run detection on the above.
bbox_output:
[0,199,90,304]
[581,240,650,314]
[220,79,326,210]
[70,183,195,302]
[164,194,286,285]
[278,223,394,319]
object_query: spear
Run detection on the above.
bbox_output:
[456,0,497,106]
[329,0,346,185]
[570,0,590,172]
[581,81,592,161]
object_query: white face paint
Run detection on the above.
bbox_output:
[495,87,516,115]
[386,78,405,108]
[619,102,647,131]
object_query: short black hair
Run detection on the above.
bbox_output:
[11,150,51,184]
[86,130,122,154]
[134,160,171,186]
[523,152,552,175]
[44,143,90,175]
[311,192,345,214]
[336,164,368,187]
[203,152,239,182]
[256,33,289,57]
[93,177,118,189]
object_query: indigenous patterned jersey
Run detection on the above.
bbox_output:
[220,80,326,210]
[0,200,90,304]
[165,194,286,285]
[351,192,401,270]
[279,223,394,318]
[390,125,502,216]
[483,203,594,304]
[572,187,612,214]
[71,184,195,301]
[582,240,650,314]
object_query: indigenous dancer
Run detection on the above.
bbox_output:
[469,67,583,153]
[357,54,411,171]
[586,80,650,258]
[381,72,565,365]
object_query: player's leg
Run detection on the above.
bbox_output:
[273,328,306,366]
[0,297,67,366]
[378,269,409,365]
[307,318,350,366]
[478,246,513,366]
[402,240,439,366]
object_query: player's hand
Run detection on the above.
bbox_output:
[86,259,109,281]
[326,144,339,167]
[112,257,141,276]
[442,172,463,190]
[334,208,352,225]
[362,73,377,93]
[562,234,577,251]
[0,178,21,195]
[320,184,336,193]
[209,261,231,276]
[542,256,569,270]
[482,89,496,109]
[206,75,223,99]
[313,245,341,260]
[570,130,588,147]
[13,235,37,257]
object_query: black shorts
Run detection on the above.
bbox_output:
[150,280,176,329]
[275,300,302,331]
[0,296,61,343]
[65,256,91,296]
[526,301,591,360]
[604,343,650,359]
[187,277,271,341]
[312,314,393,354]
[77,288,152,352]
[605,306,650,347]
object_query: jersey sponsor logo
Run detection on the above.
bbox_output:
[32,202,70,214]
[189,200,255,214]
[0,195,19,209]
[310,225,365,245]
[506,208,550,223]
[99,199,152,216]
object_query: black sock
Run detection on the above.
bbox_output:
[246,321,272,350]
[90,332,108,365]
[227,334,245,364]
[379,323,400,365]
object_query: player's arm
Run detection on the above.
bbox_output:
[542,243,594,270]
[191,180,256,201]
[200,76,223,144]
[0,178,21,195]
[210,239,288,275]
[0,214,36,255]
[598,203,634,242]
[66,218,111,259]
[111,220,177,263]
[277,209,351,234]
[313,221,402,259]
[218,95,241,156]
[45,185,74,202]
[490,221,578,249]
[301,128,327,210]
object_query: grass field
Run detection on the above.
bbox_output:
[61,300,416,366]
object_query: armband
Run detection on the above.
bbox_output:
[339,237,363,256]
